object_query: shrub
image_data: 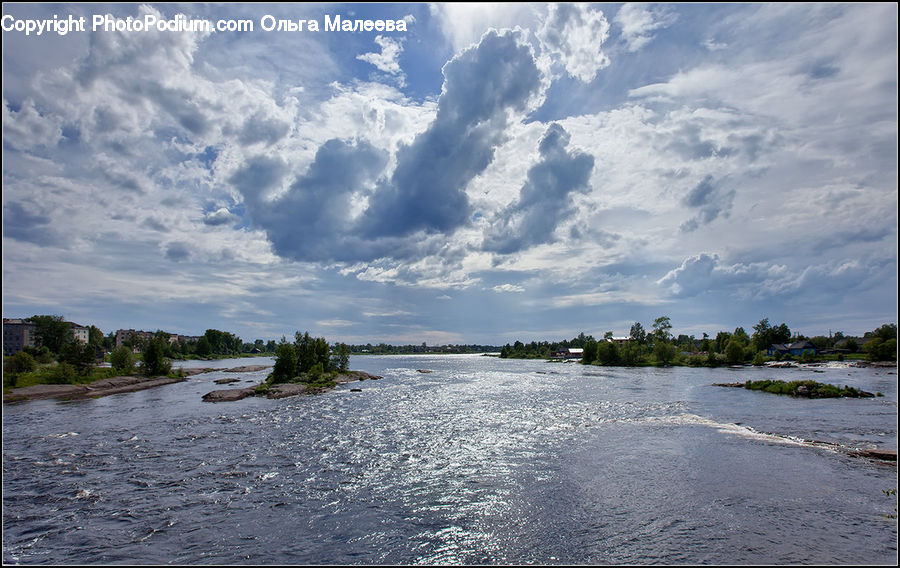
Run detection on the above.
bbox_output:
[109,346,136,373]
[4,351,36,376]
[47,362,78,384]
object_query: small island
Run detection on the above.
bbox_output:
[715,379,878,398]
[202,331,381,403]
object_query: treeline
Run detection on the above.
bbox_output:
[349,342,500,355]
[500,317,897,366]
[3,315,283,387]
[270,332,350,384]
[120,329,278,359]
[499,332,595,359]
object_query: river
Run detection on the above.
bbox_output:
[2,355,897,564]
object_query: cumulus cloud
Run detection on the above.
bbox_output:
[239,138,388,262]
[361,28,544,239]
[615,3,677,52]
[538,3,611,82]
[2,98,63,150]
[483,123,594,254]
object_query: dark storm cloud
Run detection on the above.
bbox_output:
[361,28,544,238]
[240,138,389,262]
[235,28,545,263]
[483,123,594,254]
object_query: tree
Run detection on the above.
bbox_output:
[732,327,750,346]
[581,339,598,365]
[331,343,350,372]
[653,341,676,365]
[141,337,172,376]
[751,318,772,351]
[629,322,646,345]
[595,341,620,365]
[620,341,644,366]
[88,325,104,347]
[110,346,136,373]
[272,342,298,383]
[752,318,791,351]
[195,336,212,357]
[60,340,96,376]
[651,316,672,345]
[27,315,72,354]
[725,339,745,364]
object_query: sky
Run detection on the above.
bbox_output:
[2,2,897,345]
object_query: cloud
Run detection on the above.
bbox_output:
[538,3,611,82]
[165,241,191,262]
[2,98,63,150]
[679,175,735,232]
[483,123,594,254]
[2,201,62,246]
[360,28,545,239]
[203,208,240,227]
[492,284,525,293]
[357,35,405,76]
[240,138,388,262]
[615,3,677,52]
[657,252,892,301]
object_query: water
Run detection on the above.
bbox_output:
[3,355,897,564]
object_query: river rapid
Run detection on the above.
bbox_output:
[3,355,897,564]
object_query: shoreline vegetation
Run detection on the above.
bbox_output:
[498,319,897,369]
[3,316,896,402]
[713,379,882,398]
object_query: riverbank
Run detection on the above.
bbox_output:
[2,365,272,404]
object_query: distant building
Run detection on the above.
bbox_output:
[768,341,817,357]
[552,347,584,359]
[607,336,629,346]
[3,318,37,356]
[115,329,201,350]
[3,318,90,355]
[71,323,90,344]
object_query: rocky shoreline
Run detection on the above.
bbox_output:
[202,370,383,402]
[2,366,266,404]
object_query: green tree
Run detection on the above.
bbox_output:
[27,315,72,354]
[331,342,350,372]
[714,331,732,354]
[141,337,172,376]
[653,341,676,365]
[732,327,750,346]
[110,346,136,373]
[595,341,620,365]
[88,325,104,347]
[629,322,646,345]
[60,340,96,376]
[725,339,746,364]
[581,339,598,365]
[272,342,298,383]
[620,341,644,366]
[195,336,212,357]
[651,316,672,345]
